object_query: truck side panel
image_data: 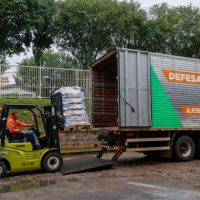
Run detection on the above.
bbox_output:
[151,53,200,128]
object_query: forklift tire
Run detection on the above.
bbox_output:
[42,152,63,173]
[173,135,195,161]
[0,161,7,178]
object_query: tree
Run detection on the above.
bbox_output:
[0,0,57,64]
[0,0,29,55]
[111,0,147,49]
[57,0,146,69]
[28,0,59,65]
[140,3,177,53]
[170,5,200,58]
[57,0,117,69]
[142,3,200,58]
[21,50,77,68]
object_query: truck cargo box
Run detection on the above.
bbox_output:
[90,48,200,129]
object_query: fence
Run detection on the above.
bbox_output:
[0,65,90,98]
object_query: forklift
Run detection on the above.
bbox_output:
[0,104,63,178]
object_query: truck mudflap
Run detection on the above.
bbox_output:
[60,157,113,175]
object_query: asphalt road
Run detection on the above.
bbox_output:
[1,153,200,200]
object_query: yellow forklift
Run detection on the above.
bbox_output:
[0,104,63,177]
[0,103,113,178]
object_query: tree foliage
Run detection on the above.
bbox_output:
[1,0,200,68]
[21,50,77,68]
[57,0,146,68]
[142,3,200,58]
[0,0,57,64]
[58,0,116,68]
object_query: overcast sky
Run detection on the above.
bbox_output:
[7,0,200,64]
[139,0,200,8]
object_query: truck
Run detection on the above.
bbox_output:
[91,47,200,162]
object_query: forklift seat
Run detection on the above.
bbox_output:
[6,129,25,143]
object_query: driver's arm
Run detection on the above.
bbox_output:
[16,120,32,128]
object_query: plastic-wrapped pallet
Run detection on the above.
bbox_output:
[53,86,90,128]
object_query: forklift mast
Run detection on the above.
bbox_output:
[43,105,62,150]
[0,105,8,147]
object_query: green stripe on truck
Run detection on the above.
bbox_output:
[151,66,183,128]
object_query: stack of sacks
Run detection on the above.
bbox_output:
[54,86,90,128]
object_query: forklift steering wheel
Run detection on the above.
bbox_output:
[30,124,40,138]
[28,125,35,131]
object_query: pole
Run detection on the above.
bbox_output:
[39,60,42,99]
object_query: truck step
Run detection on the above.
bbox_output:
[126,137,170,143]
[126,146,170,152]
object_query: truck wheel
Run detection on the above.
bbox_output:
[173,136,195,161]
[195,138,200,158]
[42,152,63,173]
[0,161,7,178]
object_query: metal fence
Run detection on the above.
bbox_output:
[0,65,90,98]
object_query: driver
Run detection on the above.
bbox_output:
[6,111,36,148]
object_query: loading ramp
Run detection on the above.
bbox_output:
[60,157,113,175]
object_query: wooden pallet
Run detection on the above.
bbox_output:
[64,124,92,132]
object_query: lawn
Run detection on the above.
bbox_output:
[0,98,51,108]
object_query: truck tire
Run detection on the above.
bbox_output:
[0,161,7,178]
[42,152,63,173]
[173,136,195,161]
[195,138,200,158]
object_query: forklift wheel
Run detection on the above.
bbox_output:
[0,161,7,178]
[42,152,63,173]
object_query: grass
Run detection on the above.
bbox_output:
[0,98,51,108]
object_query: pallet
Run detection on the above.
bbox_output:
[64,124,92,132]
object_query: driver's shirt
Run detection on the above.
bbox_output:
[6,115,30,136]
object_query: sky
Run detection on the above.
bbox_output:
[139,0,200,8]
[7,0,200,64]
